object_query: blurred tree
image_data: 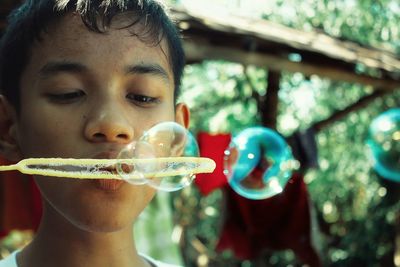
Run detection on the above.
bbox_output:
[173,1,400,266]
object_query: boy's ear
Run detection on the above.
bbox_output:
[174,103,190,157]
[0,95,22,162]
[175,103,190,129]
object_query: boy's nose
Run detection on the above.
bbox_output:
[84,105,134,144]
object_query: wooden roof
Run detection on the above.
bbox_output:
[171,6,400,91]
[0,1,399,91]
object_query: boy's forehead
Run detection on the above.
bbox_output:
[43,13,144,44]
[45,14,88,43]
[30,13,172,75]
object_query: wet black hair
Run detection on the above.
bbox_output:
[0,0,185,110]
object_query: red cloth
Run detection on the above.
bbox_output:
[0,158,42,238]
[216,173,320,266]
[194,132,320,265]
[194,132,231,195]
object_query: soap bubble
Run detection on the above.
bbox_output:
[366,108,400,182]
[117,122,199,191]
[184,131,200,157]
[224,127,298,200]
[116,142,148,185]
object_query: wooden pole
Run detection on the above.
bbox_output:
[312,90,387,132]
[259,71,281,129]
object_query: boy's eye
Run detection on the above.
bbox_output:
[126,93,159,105]
[46,90,85,103]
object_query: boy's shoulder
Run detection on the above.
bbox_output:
[141,254,183,267]
[0,250,18,267]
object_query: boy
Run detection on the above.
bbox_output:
[0,0,189,266]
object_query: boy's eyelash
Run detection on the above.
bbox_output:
[126,94,159,104]
[46,90,85,102]
[45,91,159,105]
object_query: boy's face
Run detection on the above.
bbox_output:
[4,13,188,232]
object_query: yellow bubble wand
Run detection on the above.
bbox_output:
[0,157,216,180]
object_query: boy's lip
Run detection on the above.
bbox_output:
[92,150,126,191]
[95,179,125,192]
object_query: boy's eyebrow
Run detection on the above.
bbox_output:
[39,61,88,77]
[125,64,170,84]
[38,62,170,84]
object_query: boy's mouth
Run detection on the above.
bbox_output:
[92,151,126,191]
[97,165,118,174]
[95,179,125,191]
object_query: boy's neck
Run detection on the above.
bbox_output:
[16,202,151,267]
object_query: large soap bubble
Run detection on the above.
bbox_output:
[117,122,200,191]
[224,127,298,200]
[366,108,400,182]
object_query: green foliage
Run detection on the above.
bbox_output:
[180,62,260,134]
[178,58,400,265]
[306,91,400,266]
[260,0,400,53]
[175,1,400,265]
[0,231,33,260]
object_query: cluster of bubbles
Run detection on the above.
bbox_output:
[114,108,399,198]
[366,108,400,182]
[115,122,298,199]
[224,127,298,200]
[116,122,200,191]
